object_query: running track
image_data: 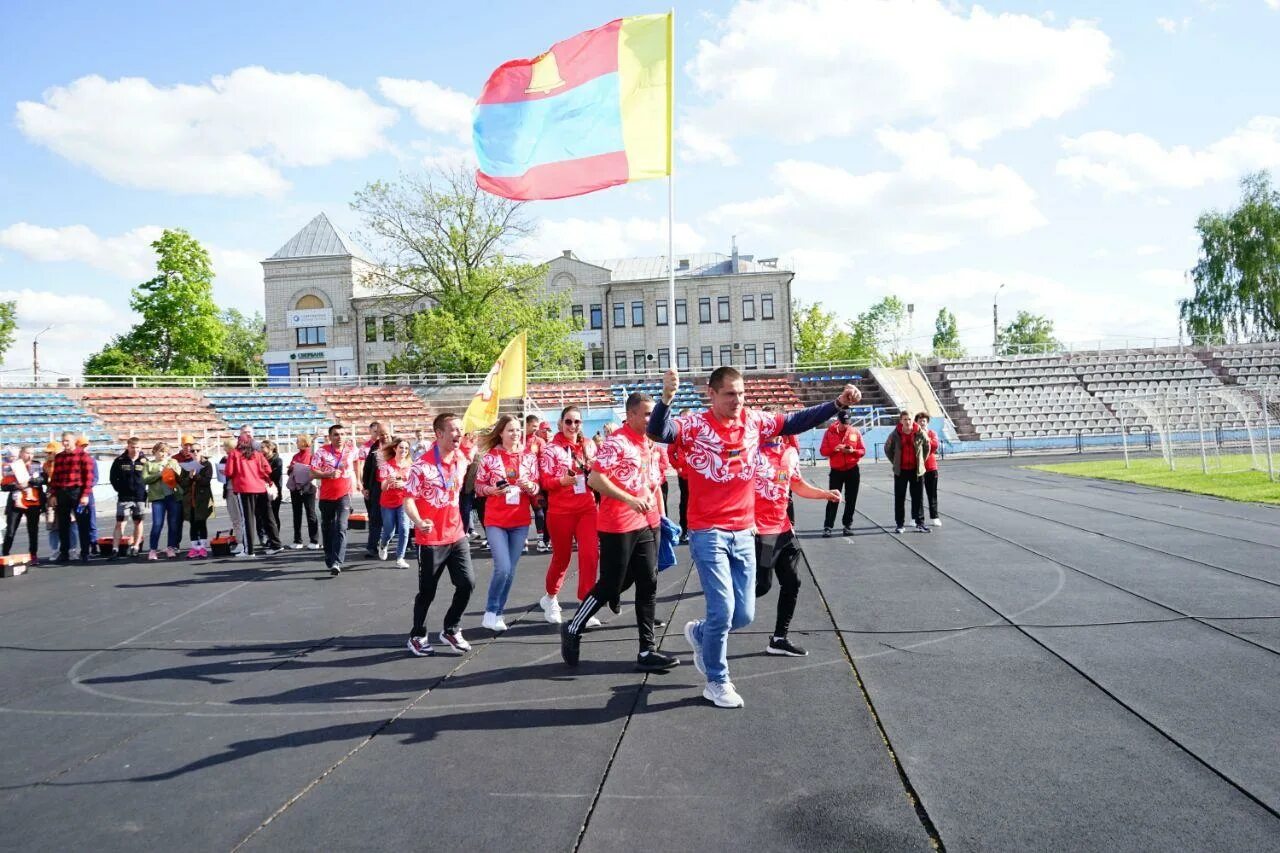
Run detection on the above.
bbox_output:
[0,455,1276,852]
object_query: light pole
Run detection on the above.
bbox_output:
[33,324,54,385]
[992,283,1006,356]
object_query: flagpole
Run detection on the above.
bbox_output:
[666,8,677,366]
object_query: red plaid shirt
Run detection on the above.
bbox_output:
[49,448,96,491]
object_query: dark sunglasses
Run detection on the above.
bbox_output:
[563,419,582,425]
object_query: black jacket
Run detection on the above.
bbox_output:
[362,446,383,498]
[109,452,148,501]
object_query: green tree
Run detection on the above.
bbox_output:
[792,300,851,364]
[847,296,908,364]
[82,341,153,384]
[0,301,17,364]
[82,229,226,376]
[998,310,1061,355]
[214,309,266,379]
[1179,171,1280,342]
[932,307,966,359]
[353,167,582,375]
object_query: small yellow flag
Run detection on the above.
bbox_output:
[462,332,528,434]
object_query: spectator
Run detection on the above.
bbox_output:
[217,438,247,557]
[142,441,182,560]
[108,436,147,559]
[884,410,930,534]
[462,443,483,545]
[378,436,413,568]
[361,422,390,558]
[261,439,284,543]
[225,433,282,557]
[49,432,96,565]
[3,445,46,563]
[523,414,550,553]
[42,441,62,558]
[312,423,358,575]
[287,435,319,549]
[176,436,215,559]
[475,415,539,632]
[79,436,102,558]
[537,405,599,625]
[818,409,866,537]
[915,412,942,527]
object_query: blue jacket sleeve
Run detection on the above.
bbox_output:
[780,401,839,436]
[647,400,678,443]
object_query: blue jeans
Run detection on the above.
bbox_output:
[484,524,529,614]
[379,505,408,559]
[688,528,757,684]
[149,495,182,550]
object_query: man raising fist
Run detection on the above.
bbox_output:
[648,366,860,708]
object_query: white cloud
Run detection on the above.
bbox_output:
[521,217,707,262]
[16,67,398,196]
[0,222,264,313]
[684,0,1113,157]
[677,124,739,165]
[1267,1,1280,10]
[378,77,473,142]
[1134,244,1164,256]
[1057,116,1280,191]
[0,289,133,378]
[706,129,1046,280]
[1156,16,1191,33]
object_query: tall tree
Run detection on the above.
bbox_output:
[0,301,16,364]
[998,310,1061,355]
[1179,171,1280,342]
[792,300,851,364]
[82,229,226,375]
[213,309,267,378]
[848,296,908,364]
[353,167,582,374]
[932,308,965,359]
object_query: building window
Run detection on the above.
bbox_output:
[615,351,627,373]
[761,293,775,320]
[383,317,396,341]
[699,297,711,324]
[656,299,668,326]
[366,362,382,378]
[720,344,733,365]
[572,305,584,327]
[744,344,758,368]
[718,296,730,322]
[700,346,713,368]
[764,343,777,368]
[676,347,689,369]
[742,295,756,321]
[296,326,326,346]
[296,294,324,310]
[633,349,646,371]
[631,301,644,326]
[613,303,626,328]
[590,304,603,329]
[675,298,688,325]
[591,350,604,374]
[364,317,377,343]
[657,348,670,369]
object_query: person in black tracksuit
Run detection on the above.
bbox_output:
[362,430,387,557]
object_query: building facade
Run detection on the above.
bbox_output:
[263,213,794,381]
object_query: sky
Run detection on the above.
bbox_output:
[2,0,1279,377]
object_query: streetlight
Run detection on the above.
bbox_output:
[33,324,54,385]
[992,283,1006,356]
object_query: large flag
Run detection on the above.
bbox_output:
[473,13,672,201]
[462,332,528,434]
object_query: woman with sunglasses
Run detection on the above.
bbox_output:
[475,414,540,632]
[537,405,601,626]
[377,436,414,568]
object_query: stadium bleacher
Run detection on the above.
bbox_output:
[1070,350,1242,430]
[613,379,704,411]
[317,387,434,435]
[205,390,325,441]
[79,389,227,448]
[1211,342,1280,393]
[744,376,803,410]
[528,379,616,412]
[0,392,113,448]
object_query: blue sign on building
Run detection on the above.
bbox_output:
[266,363,291,387]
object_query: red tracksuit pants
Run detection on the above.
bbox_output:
[545,509,599,602]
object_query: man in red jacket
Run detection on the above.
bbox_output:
[818,409,866,537]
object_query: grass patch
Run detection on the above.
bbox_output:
[1028,455,1280,505]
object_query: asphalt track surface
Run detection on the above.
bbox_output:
[1,456,1277,852]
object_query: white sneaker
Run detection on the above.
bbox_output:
[536,541,551,553]
[306,543,321,550]
[394,557,411,569]
[703,681,744,709]
[684,621,706,675]
[482,612,508,632]
[584,615,602,629]
[931,517,942,528]
[378,544,388,560]
[540,594,562,624]
[406,635,433,657]
[292,543,305,550]
[439,630,472,653]
[235,550,253,559]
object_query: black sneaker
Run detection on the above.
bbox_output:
[766,636,808,657]
[608,598,621,614]
[841,526,853,536]
[653,618,667,629]
[636,650,679,671]
[821,528,832,538]
[915,523,931,533]
[893,526,904,535]
[560,623,581,666]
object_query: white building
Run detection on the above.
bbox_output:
[263,213,794,381]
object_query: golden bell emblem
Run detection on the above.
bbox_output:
[525,51,566,94]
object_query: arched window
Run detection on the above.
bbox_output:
[296,294,325,309]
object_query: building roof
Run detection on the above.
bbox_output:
[267,213,374,263]
[590,252,783,281]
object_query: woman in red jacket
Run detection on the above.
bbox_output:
[225,434,282,557]
[915,412,942,527]
[537,406,600,625]
[818,409,866,537]
[475,415,540,632]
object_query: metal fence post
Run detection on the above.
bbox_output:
[1264,387,1276,483]
[1121,421,1130,468]
[1195,396,1209,475]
